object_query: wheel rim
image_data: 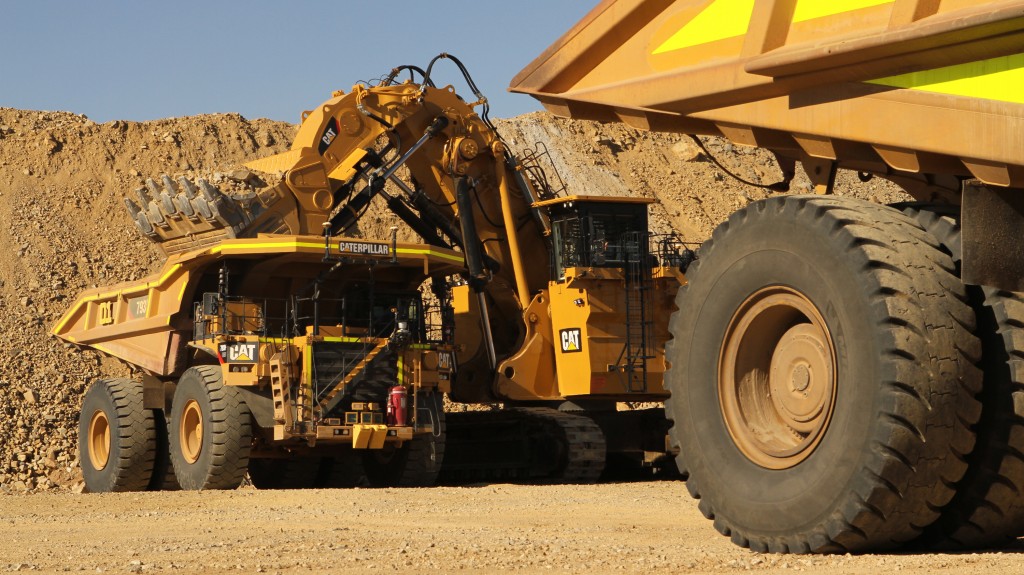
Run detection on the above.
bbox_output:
[719,286,837,470]
[87,410,111,471]
[179,399,203,464]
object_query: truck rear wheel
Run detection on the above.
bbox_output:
[318,451,367,488]
[899,205,1024,549]
[148,408,179,491]
[169,366,252,490]
[364,392,446,487]
[665,196,980,552]
[78,378,157,492]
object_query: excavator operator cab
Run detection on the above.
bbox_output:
[537,196,656,281]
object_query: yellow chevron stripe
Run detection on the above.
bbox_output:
[653,0,896,55]
[653,0,755,55]
[870,53,1024,105]
[793,0,893,23]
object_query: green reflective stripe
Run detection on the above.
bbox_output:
[304,344,312,387]
[395,247,464,263]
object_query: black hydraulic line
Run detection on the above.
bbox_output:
[384,65,434,87]
[455,177,489,290]
[470,184,504,229]
[327,116,449,235]
[687,134,791,192]
[411,190,463,245]
[385,194,451,248]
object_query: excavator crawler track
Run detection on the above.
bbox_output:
[440,407,606,484]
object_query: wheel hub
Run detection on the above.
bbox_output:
[180,399,203,464]
[719,287,837,469]
[87,410,110,471]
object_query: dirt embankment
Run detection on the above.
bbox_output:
[0,109,296,491]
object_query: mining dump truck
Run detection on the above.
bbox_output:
[56,56,685,495]
[510,0,1024,554]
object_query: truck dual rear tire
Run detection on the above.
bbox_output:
[169,366,252,490]
[898,205,1024,549]
[78,378,157,492]
[665,196,981,552]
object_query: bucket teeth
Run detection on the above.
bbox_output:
[127,173,256,253]
[198,179,219,202]
[135,187,151,206]
[168,175,196,219]
[177,176,197,199]
[198,179,240,231]
[145,178,162,198]
[124,198,156,237]
[123,197,141,218]
[145,177,175,216]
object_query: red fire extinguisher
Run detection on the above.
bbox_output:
[387,386,408,426]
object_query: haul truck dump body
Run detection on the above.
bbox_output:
[513,0,1024,554]
[511,0,1024,289]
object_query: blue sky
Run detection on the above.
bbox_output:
[0,1,594,123]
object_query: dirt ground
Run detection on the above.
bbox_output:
[2,482,1023,574]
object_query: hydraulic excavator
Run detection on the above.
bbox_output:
[55,55,686,493]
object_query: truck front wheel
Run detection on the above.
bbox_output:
[665,196,981,552]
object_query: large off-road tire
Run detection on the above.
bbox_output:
[248,453,367,489]
[318,450,367,488]
[78,378,157,492]
[169,366,252,490]
[665,195,981,553]
[899,204,1024,549]
[248,457,331,490]
[364,392,446,487]
[148,408,179,491]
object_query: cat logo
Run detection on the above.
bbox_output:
[559,328,583,353]
[218,342,257,363]
[437,352,452,370]
[317,117,340,154]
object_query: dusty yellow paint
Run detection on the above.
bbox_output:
[244,149,303,174]
[871,53,1024,105]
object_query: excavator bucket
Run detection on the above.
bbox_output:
[123,175,255,255]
